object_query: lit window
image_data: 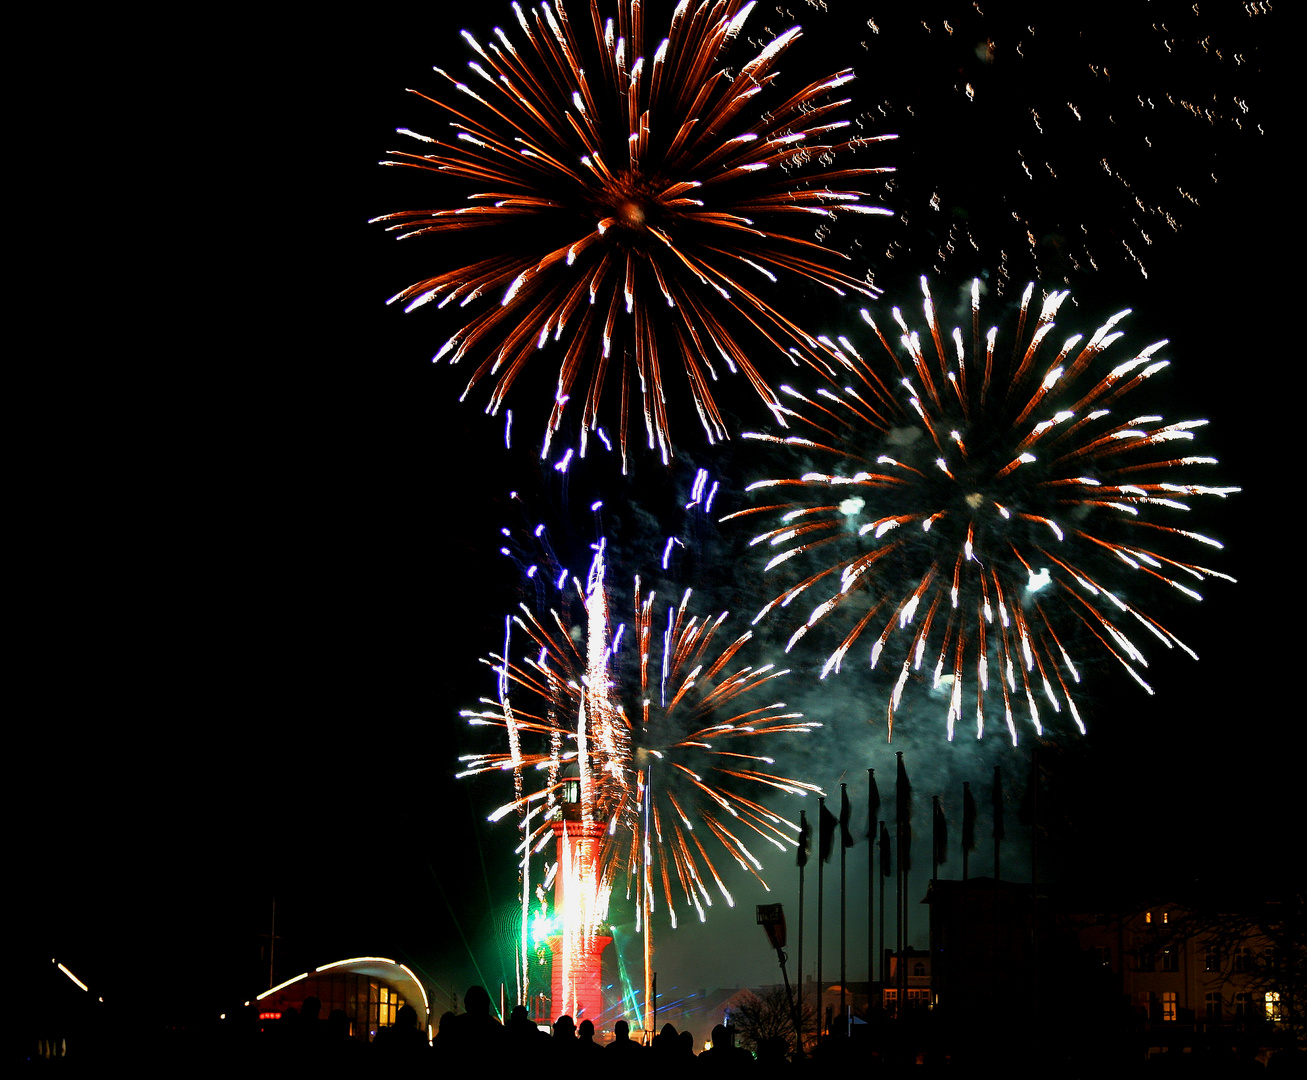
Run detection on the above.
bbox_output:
[883,989,898,1011]
[1145,911,1152,924]
[1265,992,1282,1023]
[1162,911,1169,924]
[1162,992,1177,1022]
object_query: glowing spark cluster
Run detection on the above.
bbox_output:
[727,276,1237,743]
[374,0,894,467]
[849,5,1273,288]
[459,548,821,929]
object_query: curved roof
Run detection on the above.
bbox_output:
[249,956,429,1026]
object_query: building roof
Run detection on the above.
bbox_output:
[249,956,429,1026]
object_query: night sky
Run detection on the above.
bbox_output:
[18,0,1290,1028]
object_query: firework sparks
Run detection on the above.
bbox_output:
[458,547,821,934]
[845,4,1274,288]
[373,0,894,468]
[726,276,1237,743]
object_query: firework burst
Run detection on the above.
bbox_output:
[458,546,821,931]
[373,0,894,467]
[726,276,1237,743]
[846,4,1274,289]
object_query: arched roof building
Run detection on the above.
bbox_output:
[249,956,430,1042]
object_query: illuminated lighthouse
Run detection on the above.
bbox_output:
[465,539,818,1032]
[545,552,618,1024]
[547,766,612,1023]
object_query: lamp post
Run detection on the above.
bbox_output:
[757,904,803,1056]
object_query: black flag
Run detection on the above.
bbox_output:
[840,785,856,848]
[992,766,1005,841]
[868,769,881,839]
[962,782,977,853]
[932,796,948,867]
[1019,752,1039,828]
[896,753,912,872]
[797,810,811,868]
[879,821,892,876]
[819,801,838,863]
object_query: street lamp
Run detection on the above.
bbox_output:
[757,904,803,1055]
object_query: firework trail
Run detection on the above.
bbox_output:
[840,3,1274,289]
[495,454,738,625]
[458,544,821,937]
[373,0,895,468]
[725,276,1237,743]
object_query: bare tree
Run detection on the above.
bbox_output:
[729,985,817,1055]
[1164,893,1304,1046]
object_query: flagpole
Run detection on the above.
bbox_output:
[867,768,878,1014]
[816,795,826,1040]
[962,780,976,1028]
[521,800,532,1010]
[962,782,972,883]
[931,795,942,884]
[797,809,808,1056]
[878,821,889,986]
[839,783,849,1033]
[895,752,910,1014]
[930,793,947,1018]
[1026,747,1040,1009]
[929,793,938,1021]
[895,760,902,1014]
[643,766,654,1039]
[992,764,1004,1005]
[992,765,1003,882]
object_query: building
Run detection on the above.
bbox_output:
[248,956,430,1042]
[544,765,612,1026]
[881,948,933,1013]
[1067,902,1294,1044]
[925,877,1038,1022]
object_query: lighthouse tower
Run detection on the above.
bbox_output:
[547,767,612,1025]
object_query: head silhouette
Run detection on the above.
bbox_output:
[464,986,491,1017]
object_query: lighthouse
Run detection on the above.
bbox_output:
[546,764,612,1025]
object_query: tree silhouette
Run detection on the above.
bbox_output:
[730,985,817,1056]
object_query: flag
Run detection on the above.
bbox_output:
[962,782,977,853]
[840,785,855,848]
[819,800,838,863]
[896,753,912,872]
[867,769,881,839]
[896,754,912,824]
[932,796,948,867]
[879,822,892,876]
[797,810,811,868]
[992,765,1005,841]
[1018,752,1039,828]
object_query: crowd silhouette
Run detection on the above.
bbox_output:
[27,983,1300,1075]
[101,984,1291,1077]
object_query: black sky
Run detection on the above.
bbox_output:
[16,0,1290,1024]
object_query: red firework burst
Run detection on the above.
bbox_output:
[458,550,821,928]
[726,277,1238,743]
[373,0,894,467]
